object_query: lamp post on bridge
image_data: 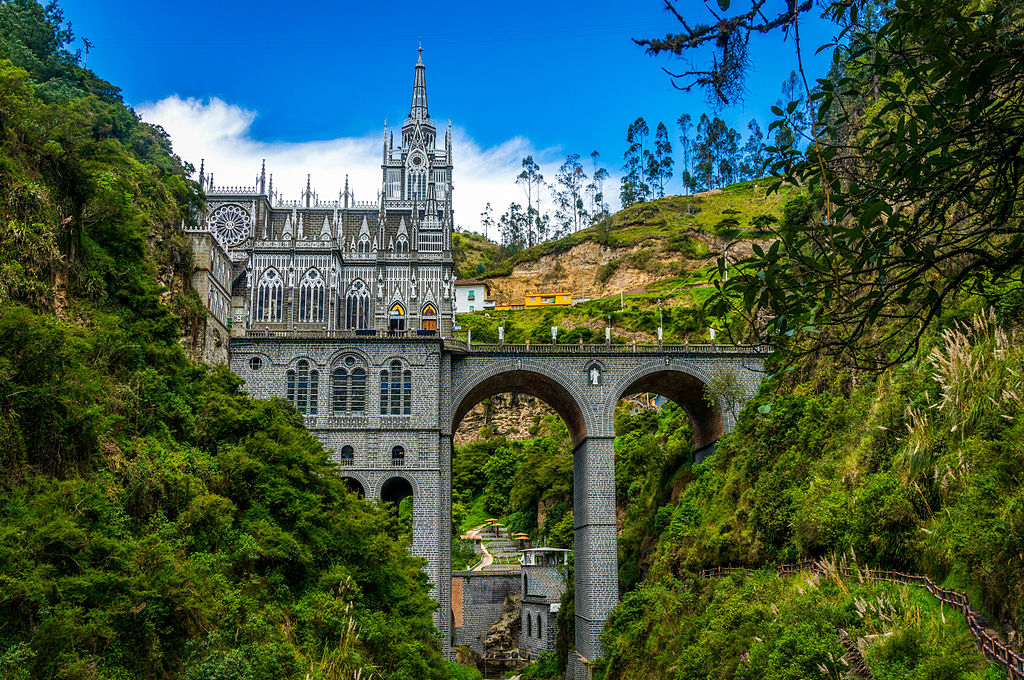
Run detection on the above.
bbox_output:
[657,298,663,349]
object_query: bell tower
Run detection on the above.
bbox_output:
[381,47,454,252]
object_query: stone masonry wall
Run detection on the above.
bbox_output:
[451,571,520,655]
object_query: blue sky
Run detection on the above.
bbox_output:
[60,0,837,234]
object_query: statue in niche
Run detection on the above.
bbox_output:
[588,365,602,386]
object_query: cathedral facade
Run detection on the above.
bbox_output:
[195,47,456,343]
[186,50,459,651]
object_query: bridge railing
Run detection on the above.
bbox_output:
[462,342,771,354]
[237,331,770,356]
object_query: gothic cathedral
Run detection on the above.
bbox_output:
[185,51,459,648]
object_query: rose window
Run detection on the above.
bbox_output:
[210,204,251,246]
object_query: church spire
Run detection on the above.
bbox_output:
[410,45,428,120]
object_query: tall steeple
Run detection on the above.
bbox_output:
[410,43,428,121]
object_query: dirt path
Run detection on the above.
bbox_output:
[469,524,494,571]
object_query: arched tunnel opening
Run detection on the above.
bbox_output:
[381,476,414,537]
[449,369,587,666]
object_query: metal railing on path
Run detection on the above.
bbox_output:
[701,561,1024,679]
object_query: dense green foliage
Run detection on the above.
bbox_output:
[453,415,573,545]
[0,3,461,678]
[591,312,1020,679]
[599,569,1001,680]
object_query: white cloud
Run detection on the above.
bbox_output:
[137,95,581,241]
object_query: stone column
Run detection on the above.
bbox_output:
[572,435,618,680]
[437,435,454,658]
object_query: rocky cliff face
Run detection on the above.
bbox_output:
[483,239,696,306]
[454,394,554,445]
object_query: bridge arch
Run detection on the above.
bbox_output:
[377,471,419,501]
[340,472,368,498]
[605,359,723,449]
[449,360,595,445]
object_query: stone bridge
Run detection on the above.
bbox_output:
[444,342,767,676]
[228,335,768,678]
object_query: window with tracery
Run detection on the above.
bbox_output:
[345,281,370,329]
[357,237,371,253]
[298,268,325,323]
[379,360,412,415]
[395,237,409,253]
[287,359,318,415]
[255,268,283,322]
[332,358,366,415]
[406,168,427,201]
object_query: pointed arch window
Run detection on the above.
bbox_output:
[255,268,283,322]
[395,236,409,253]
[332,358,366,415]
[379,359,412,415]
[406,168,427,201]
[288,359,318,415]
[388,301,406,333]
[420,303,437,331]
[526,611,532,638]
[345,281,370,330]
[298,268,325,323]
[357,236,371,253]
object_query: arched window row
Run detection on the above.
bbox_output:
[298,268,325,323]
[287,359,413,418]
[255,268,283,322]
[379,360,412,415]
[286,359,318,415]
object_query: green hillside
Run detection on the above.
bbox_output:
[451,184,804,347]
[0,6,469,680]
[455,181,790,283]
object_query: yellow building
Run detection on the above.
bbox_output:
[523,292,572,308]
